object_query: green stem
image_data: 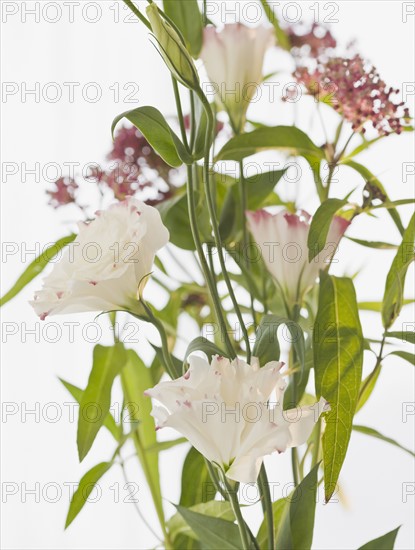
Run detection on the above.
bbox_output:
[197,90,251,361]
[258,464,274,550]
[222,474,252,550]
[122,0,151,29]
[239,159,257,335]
[186,165,235,358]
[172,78,189,152]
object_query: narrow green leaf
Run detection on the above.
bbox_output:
[387,350,415,365]
[146,437,188,453]
[77,344,127,461]
[356,363,381,413]
[111,106,192,167]
[59,378,119,441]
[275,464,320,550]
[346,236,398,249]
[163,0,203,58]
[257,498,287,549]
[382,213,415,328]
[121,350,164,530]
[216,126,324,162]
[183,336,227,366]
[65,462,112,528]
[168,501,234,543]
[385,331,415,344]
[353,425,414,457]
[358,526,401,550]
[307,199,348,261]
[314,274,364,502]
[358,300,414,312]
[180,448,211,507]
[176,505,242,550]
[0,234,76,307]
[253,315,306,405]
[341,159,404,235]
[259,0,291,50]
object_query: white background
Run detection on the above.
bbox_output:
[1,1,415,549]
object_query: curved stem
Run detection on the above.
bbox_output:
[122,0,151,29]
[197,90,251,361]
[172,78,189,152]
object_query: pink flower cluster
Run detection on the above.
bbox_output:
[287,23,336,59]
[47,177,79,209]
[295,55,410,135]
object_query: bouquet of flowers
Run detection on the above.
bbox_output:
[2,1,414,548]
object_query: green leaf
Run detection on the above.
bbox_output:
[111,106,192,167]
[158,192,211,250]
[59,378,119,441]
[382,213,415,328]
[358,526,401,550]
[77,344,127,461]
[180,447,211,507]
[314,274,364,502]
[257,498,287,549]
[146,437,188,453]
[163,0,203,58]
[353,425,414,458]
[387,350,415,365]
[183,336,227,366]
[275,463,320,550]
[0,234,76,307]
[253,315,306,405]
[216,126,324,162]
[346,236,398,249]
[259,0,290,50]
[358,300,414,312]
[65,462,112,528]
[341,159,404,235]
[307,199,348,261]
[176,505,242,550]
[385,331,415,344]
[121,349,164,530]
[356,363,381,413]
[168,501,235,543]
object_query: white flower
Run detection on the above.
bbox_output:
[31,198,169,319]
[200,24,275,133]
[247,209,349,307]
[145,355,327,483]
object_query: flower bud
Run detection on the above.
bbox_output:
[146,3,200,91]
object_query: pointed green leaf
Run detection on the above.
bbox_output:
[59,378,119,441]
[385,331,415,344]
[65,462,112,528]
[275,464,320,550]
[176,505,242,550]
[314,274,364,502]
[260,0,290,50]
[77,344,127,461]
[184,336,227,366]
[346,236,398,249]
[216,126,324,162]
[382,213,415,328]
[353,425,414,457]
[257,498,287,549]
[163,0,203,58]
[307,199,348,261]
[358,526,401,550]
[112,106,192,167]
[180,447,211,507]
[341,159,404,235]
[387,350,415,365]
[1,234,76,307]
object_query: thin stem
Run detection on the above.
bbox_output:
[258,464,274,550]
[197,90,251,361]
[119,460,163,543]
[239,159,257,336]
[122,0,151,30]
[141,301,179,379]
[186,165,235,358]
[172,78,189,152]
[189,91,197,152]
[221,474,251,550]
[311,419,322,467]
